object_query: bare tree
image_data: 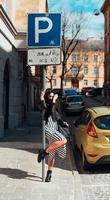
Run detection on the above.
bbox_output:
[60,11,84,91]
[46,11,85,91]
[46,66,54,89]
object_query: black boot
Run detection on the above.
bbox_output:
[45,170,52,182]
[37,149,48,163]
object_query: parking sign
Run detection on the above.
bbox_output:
[27,13,61,47]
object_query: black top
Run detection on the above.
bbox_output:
[41,100,65,126]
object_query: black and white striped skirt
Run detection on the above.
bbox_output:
[45,116,66,159]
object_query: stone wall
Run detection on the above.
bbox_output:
[0,5,24,137]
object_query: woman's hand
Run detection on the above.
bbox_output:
[63,121,69,127]
[53,94,58,103]
[40,90,45,101]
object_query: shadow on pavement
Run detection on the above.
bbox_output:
[0,127,42,154]
[0,135,76,172]
[0,167,42,182]
[3,127,42,143]
[0,109,76,172]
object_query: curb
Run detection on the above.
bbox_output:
[69,141,84,200]
[73,170,84,200]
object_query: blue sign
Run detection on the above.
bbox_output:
[27,13,61,47]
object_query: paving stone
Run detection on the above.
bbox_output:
[0,125,76,200]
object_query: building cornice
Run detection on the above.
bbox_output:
[0,1,48,50]
[0,4,17,36]
[0,4,27,48]
[0,4,27,37]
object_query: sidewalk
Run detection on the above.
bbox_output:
[0,111,83,200]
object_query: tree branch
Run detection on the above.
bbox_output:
[64,28,80,58]
[65,40,79,65]
[64,63,83,77]
[46,76,50,81]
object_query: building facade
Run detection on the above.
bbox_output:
[46,40,104,90]
[101,0,110,97]
[0,0,48,138]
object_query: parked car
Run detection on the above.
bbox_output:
[74,106,110,169]
[74,88,82,95]
[81,87,94,96]
[89,87,103,96]
[64,95,85,113]
[62,88,77,103]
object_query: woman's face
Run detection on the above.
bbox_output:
[48,92,54,102]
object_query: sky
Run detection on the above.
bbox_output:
[48,0,105,40]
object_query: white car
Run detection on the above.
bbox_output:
[64,95,85,113]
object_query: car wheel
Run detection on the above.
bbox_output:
[81,149,90,170]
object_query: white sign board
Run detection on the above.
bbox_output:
[28,48,61,65]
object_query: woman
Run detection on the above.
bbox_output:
[37,89,68,182]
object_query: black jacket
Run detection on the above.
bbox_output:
[41,100,65,126]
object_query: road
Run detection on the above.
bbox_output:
[65,95,110,200]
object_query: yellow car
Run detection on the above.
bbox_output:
[74,106,110,169]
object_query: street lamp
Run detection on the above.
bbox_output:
[93,9,100,16]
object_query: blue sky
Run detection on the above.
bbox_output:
[48,0,105,40]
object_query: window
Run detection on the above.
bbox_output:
[94,55,98,62]
[63,80,66,86]
[84,66,88,74]
[65,80,70,85]
[71,67,78,76]
[94,67,98,74]
[52,79,56,87]
[84,79,88,86]
[72,54,80,62]
[95,115,110,130]
[83,55,88,62]
[79,110,91,125]
[53,66,57,74]
[94,80,97,87]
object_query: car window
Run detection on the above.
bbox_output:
[67,96,82,102]
[63,89,77,96]
[79,110,91,125]
[94,115,110,130]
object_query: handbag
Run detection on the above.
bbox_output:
[58,123,70,139]
[56,111,70,139]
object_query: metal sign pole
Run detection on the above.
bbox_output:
[42,112,45,182]
[27,13,61,183]
[41,66,46,182]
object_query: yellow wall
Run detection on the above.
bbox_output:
[1,0,47,31]
[15,0,39,31]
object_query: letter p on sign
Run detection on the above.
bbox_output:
[27,13,61,47]
[35,17,53,43]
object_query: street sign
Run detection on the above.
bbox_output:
[28,48,61,65]
[27,13,61,47]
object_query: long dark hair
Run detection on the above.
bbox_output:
[44,88,53,104]
[44,89,54,123]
